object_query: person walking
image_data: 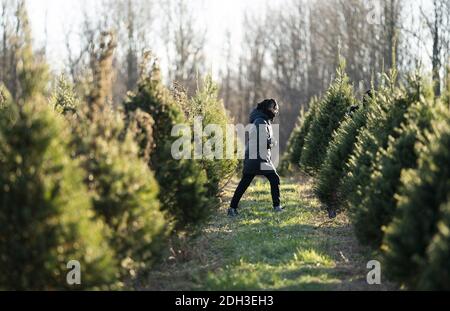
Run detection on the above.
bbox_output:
[228,99,283,217]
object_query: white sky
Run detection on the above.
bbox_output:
[26,0,434,77]
[27,0,269,76]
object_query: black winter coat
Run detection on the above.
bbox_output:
[243,109,277,175]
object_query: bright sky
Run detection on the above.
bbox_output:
[27,0,433,77]
[27,0,269,76]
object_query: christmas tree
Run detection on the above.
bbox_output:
[280,97,319,175]
[382,110,450,289]
[0,99,117,290]
[355,83,436,248]
[125,58,211,228]
[300,62,355,175]
[315,92,371,209]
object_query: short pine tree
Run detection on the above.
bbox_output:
[62,37,169,278]
[71,102,168,278]
[300,63,355,174]
[51,75,78,115]
[354,88,436,249]
[0,99,117,290]
[339,73,417,210]
[280,97,319,174]
[315,99,370,208]
[444,68,450,108]
[419,199,450,290]
[125,109,155,164]
[5,1,49,102]
[0,83,12,108]
[124,60,211,228]
[382,111,450,289]
[0,84,14,122]
[186,76,238,198]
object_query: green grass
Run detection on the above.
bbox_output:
[139,176,393,291]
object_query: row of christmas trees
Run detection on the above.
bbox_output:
[281,61,450,290]
[0,52,238,289]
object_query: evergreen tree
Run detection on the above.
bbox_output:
[419,199,450,290]
[339,72,415,209]
[83,31,117,120]
[0,84,15,124]
[125,59,211,228]
[315,96,370,209]
[186,75,238,198]
[0,99,117,290]
[0,84,7,104]
[0,83,11,109]
[2,1,49,102]
[51,75,78,115]
[280,97,319,175]
[444,67,450,108]
[66,35,168,278]
[125,108,155,164]
[382,111,450,289]
[355,87,436,249]
[71,101,168,279]
[300,63,355,174]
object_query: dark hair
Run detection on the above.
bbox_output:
[362,89,373,106]
[257,99,278,111]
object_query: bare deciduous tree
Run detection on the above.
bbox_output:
[160,0,206,94]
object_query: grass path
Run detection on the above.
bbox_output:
[140,176,392,291]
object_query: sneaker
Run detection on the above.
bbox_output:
[328,208,337,219]
[227,208,239,217]
[274,206,284,213]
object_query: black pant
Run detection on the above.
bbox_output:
[230,172,281,209]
